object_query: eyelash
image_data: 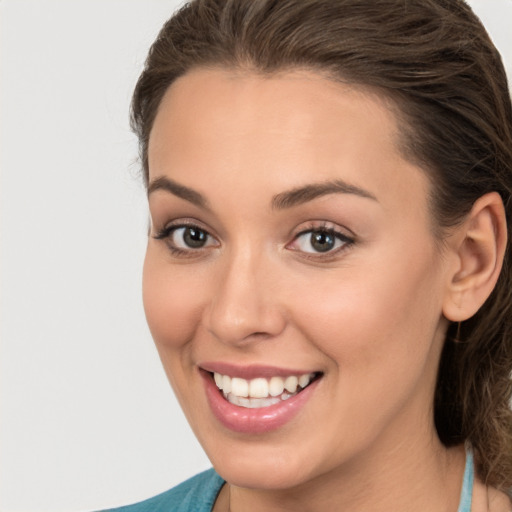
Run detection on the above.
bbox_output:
[153,221,218,257]
[153,221,355,259]
[287,222,355,259]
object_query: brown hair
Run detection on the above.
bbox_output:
[131,0,512,491]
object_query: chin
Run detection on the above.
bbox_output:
[211,451,317,490]
[197,424,348,491]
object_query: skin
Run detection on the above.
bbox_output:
[143,68,510,511]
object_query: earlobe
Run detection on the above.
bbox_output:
[442,192,507,322]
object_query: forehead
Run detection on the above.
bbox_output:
[150,68,400,159]
[148,68,430,217]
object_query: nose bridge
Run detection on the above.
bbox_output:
[205,239,284,344]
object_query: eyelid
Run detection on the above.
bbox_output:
[153,218,215,239]
[152,218,220,257]
[291,220,355,240]
[286,221,356,257]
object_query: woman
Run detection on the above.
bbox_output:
[106,0,512,510]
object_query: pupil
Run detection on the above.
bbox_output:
[311,231,334,252]
[184,227,207,248]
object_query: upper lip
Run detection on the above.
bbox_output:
[199,362,320,380]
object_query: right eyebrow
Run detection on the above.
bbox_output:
[147,176,210,210]
[271,179,378,210]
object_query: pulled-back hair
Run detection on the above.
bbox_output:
[131,0,512,491]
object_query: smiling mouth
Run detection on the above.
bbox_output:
[210,371,323,409]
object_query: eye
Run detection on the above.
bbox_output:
[171,226,212,249]
[289,228,353,254]
[153,223,219,254]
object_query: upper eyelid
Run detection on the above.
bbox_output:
[291,228,355,248]
[291,220,356,239]
[295,226,352,239]
[153,218,216,237]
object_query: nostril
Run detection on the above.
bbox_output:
[246,331,272,340]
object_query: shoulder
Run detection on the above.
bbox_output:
[99,468,225,512]
[472,477,512,512]
[485,487,512,512]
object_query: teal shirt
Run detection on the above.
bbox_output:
[101,469,224,512]
[102,450,474,512]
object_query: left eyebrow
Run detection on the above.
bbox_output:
[147,176,210,211]
[271,179,378,210]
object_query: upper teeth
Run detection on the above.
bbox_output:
[213,372,315,398]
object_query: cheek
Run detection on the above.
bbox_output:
[288,243,446,379]
[142,250,205,350]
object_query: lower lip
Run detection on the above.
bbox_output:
[201,371,320,434]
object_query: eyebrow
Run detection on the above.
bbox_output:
[147,176,377,211]
[147,176,210,210]
[271,179,378,209]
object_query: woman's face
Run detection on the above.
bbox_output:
[144,68,453,489]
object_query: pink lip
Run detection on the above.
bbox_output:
[200,362,315,379]
[200,368,321,434]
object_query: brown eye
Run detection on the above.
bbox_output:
[180,227,208,248]
[310,231,336,252]
[153,222,220,256]
[290,228,353,255]
[154,223,218,249]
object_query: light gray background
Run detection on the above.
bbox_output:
[1,1,511,511]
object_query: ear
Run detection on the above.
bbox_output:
[442,192,507,322]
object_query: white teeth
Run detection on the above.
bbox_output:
[298,373,310,388]
[231,377,249,397]
[214,372,223,389]
[249,378,269,398]
[284,375,298,393]
[227,394,282,408]
[222,374,231,394]
[212,371,317,405]
[269,376,285,397]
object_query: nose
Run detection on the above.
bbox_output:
[204,246,286,346]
